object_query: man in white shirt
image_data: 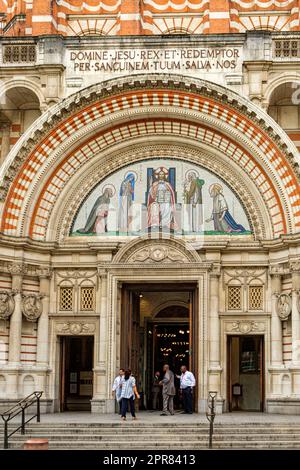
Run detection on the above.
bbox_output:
[112,368,125,414]
[177,365,196,414]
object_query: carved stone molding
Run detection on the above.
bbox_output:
[0,291,15,320]
[276,293,292,321]
[55,322,96,335]
[113,237,201,264]
[21,294,43,322]
[225,320,265,334]
[129,245,189,264]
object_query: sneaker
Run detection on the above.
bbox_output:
[160,413,168,416]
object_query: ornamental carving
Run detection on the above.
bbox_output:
[269,265,289,276]
[55,322,96,335]
[129,246,188,264]
[37,266,53,279]
[8,263,27,276]
[290,260,300,273]
[276,293,292,321]
[21,294,43,322]
[0,291,15,320]
[225,321,265,333]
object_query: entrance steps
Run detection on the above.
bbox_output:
[2,422,300,449]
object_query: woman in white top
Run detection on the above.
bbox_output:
[120,369,140,421]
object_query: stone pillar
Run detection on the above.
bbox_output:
[208,266,222,412]
[291,263,300,366]
[92,268,111,413]
[270,271,283,367]
[37,268,51,366]
[8,264,24,365]
[7,263,25,398]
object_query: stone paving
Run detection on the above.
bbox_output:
[31,411,300,424]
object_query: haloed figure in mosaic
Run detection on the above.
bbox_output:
[118,172,136,233]
[147,167,177,231]
[77,186,115,234]
[206,183,246,233]
[184,170,205,232]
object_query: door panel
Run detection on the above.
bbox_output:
[228,335,264,412]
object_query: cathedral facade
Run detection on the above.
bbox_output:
[1,0,300,414]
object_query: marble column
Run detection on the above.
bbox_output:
[37,269,51,366]
[209,272,221,368]
[208,267,222,407]
[270,272,283,367]
[7,263,25,398]
[8,264,24,365]
[92,268,111,413]
[291,264,300,366]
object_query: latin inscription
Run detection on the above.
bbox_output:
[68,47,242,74]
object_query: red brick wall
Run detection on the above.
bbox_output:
[0,0,299,36]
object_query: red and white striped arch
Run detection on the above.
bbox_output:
[1,76,300,241]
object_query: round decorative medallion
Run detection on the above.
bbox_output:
[239,322,252,334]
[276,293,292,321]
[0,291,15,320]
[69,323,83,334]
[22,294,43,322]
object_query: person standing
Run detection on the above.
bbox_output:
[151,371,161,411]
[112,368,125,414]
[177,365,196,414]
[120,369,140,421]
[159,364,175,416]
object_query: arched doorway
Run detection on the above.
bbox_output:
[120,282,198,411]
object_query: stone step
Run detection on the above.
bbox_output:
[4,440,300,450]
[3,430,300,439]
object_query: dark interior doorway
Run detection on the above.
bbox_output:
[60,336,94,411]
[227,335,264,412]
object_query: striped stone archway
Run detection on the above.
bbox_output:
[0,74,300,242]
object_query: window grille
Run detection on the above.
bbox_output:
[3,45,36,63]
[59,287,73,311]
[249,285,263,310]
[80,287,95,311]
[273,39,300,58]
[227,286,242,310]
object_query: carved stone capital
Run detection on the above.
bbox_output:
[55,322,96,335]
[269,265,288,277]
[290,260,300,274]
[97,266,108,278]
[21,293,43,322]
[0,291,15,320]
[8,262,26,276]
[37,266,53,279]
[276,293,292,321]
[210,263,221,277]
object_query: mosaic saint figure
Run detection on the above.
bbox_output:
[206,183,246,233]
[147,167,176,230]
[184,171,205,232]
[118,173,135,233]
[77,187,114,234]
